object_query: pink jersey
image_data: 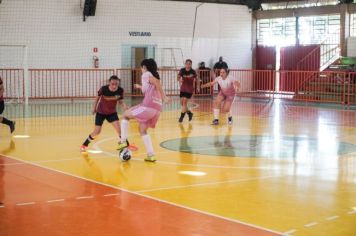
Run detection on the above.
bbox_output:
[141,71,162,111]
[215,75,237,97]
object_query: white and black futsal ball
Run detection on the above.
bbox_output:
[119,148,132,161]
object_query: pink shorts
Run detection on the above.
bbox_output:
[218,91,236,102]
[130,105,161,128]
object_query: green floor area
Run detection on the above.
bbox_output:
[160,135,356,158]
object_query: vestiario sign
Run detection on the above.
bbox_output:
[129,32,151,36]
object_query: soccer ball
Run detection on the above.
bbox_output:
[119,148,132,161]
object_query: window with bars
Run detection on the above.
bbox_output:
[257,18,296,46]
[261,0,339,10]
[298,15,340,45]
[350,13,356,37]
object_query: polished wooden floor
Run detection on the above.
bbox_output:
[0,98,356,236]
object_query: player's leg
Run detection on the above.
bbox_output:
[212,94,225,125]
[185,93,194,122]
[179,93,187,123]
[223,100,233,125]
[81,113,103,152]
[107,113,120,139]
[224,95,236,125]
[117,108,136,150]
[138,122,155,162]
[0,101,15,133]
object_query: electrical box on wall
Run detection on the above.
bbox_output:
[83,0,97,21]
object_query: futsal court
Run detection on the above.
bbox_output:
[2,0,356,235]
[0,97,355,236]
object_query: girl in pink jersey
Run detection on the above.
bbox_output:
[201,68,240,125]
[118,59,170,162]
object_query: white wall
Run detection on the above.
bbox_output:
[0,0,252,69]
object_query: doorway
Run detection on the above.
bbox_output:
[131,47,147,88]
[121,44,155,93]
[132,47,147,68]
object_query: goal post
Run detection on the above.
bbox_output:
[0,44,29,104]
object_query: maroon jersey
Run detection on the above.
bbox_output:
[179,68,197,94]
[96,85,124,115]
[0,78,3,101]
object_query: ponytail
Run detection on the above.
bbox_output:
[141,58,160,80]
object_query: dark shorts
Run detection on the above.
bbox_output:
[180,92,193,99]
[95,112,119,126]
[0,101,4,115]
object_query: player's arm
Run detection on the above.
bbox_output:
[177,70,183,84]
[149,76,171,104]
[233,80,241,92]
[134,84,142,90]
[118,99,128,110]
[201,79,217,88]
[92,96,100,114]
[0,84,4,97]
[194,71,200,93]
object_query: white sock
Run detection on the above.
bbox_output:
[142,134,154,156]
[228,111,232,117]
[213,109,220,120]
[120,119,129,143]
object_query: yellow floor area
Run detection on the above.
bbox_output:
[0,99,356,235]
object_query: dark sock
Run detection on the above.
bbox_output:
[83,135,94,146]
[187,110,192,114]
[1,118,12,126]
[179,112,186,122]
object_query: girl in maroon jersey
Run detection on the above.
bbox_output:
[0,77,15,133]
[177,59,199,123]
[80,75,127,152]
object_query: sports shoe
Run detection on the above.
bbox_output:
[187,111,193,122]
[80,145,88,152]
[144,155,156,162]
[128,143,139,151]
[228,116,233,125]
[212,119,219,125]
[9,121,15,133]
[117,140,129,151]
[178,112,186,123]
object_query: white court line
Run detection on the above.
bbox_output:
[136,175,280,193]
[103,193,120,197]
[16,202,35,206]
[4,152,270,170]
[75,196,94,200]
[2,154,284,236]
[47,199,65,203]
[304,222,318,227]
[283,229,297,235]
[348,211,356,215]
[326,215,339,221]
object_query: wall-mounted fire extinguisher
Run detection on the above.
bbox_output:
[93,56,99,68]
